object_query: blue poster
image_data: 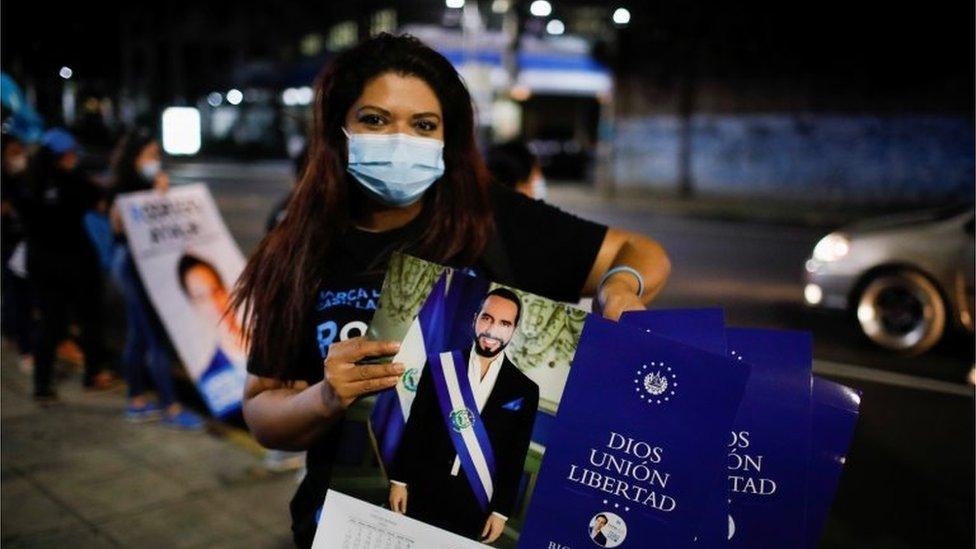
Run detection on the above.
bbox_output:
[621,309,730,545]
[804,377,861,548]
[621,313,816,548]
[519,317,749,548]
[723,328,813,548]
[620,308,727,356]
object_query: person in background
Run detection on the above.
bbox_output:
[485,140,547,200]
[26,128,115,402]
[108,129,204,429]
[1,133,36,372]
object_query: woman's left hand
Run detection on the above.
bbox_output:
[584,228,671,320]
[153,172,170,193]
[596,278,646,321]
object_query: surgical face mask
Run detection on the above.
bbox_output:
[343,128,445,207]
[138,160,161,181]
[532,175,548,201]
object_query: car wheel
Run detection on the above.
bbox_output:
[856,270,946,355]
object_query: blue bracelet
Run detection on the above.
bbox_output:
[599,265,645,297]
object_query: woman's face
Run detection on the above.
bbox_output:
[184,265,229,328]
[344,72,444,141]
[135,141,161,170]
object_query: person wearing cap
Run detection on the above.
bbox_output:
[26,127,115,402]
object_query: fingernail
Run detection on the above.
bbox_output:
[394,364,405,373]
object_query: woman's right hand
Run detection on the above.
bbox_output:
[322,337,403,410]
[389,483,408,514]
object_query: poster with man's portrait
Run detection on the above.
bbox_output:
[321,253,589,547]
[116,183,248,418]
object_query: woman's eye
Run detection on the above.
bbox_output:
[415,120,438,132]
[359,114,385,126]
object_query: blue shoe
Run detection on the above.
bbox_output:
[125,402,163,422]
[163,409,205,430]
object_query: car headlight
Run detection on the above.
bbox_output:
[812,232,851,262]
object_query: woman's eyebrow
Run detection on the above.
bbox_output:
[356,105,392,116]
[412,112,441,121]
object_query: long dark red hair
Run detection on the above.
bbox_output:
[232,34,493,379]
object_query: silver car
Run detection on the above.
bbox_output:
[803,206,974,355]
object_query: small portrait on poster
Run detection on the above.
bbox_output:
[588,512,627,547]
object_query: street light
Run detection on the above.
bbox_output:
[161,107,201,155]
[529,0,552,17]
[612,7,631,25]
[282,87,314,106]
[296,86,314,105]
[546,19,565,35]
[59,66,73,80]
[206,92,223,107]
[226,89,243,106]
[445,0,464,8]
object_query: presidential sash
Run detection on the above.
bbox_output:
[428,349,497,511]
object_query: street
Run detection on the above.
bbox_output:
[172,159,974,548]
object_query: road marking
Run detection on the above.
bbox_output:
[814,359,974,397]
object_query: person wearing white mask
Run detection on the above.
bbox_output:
[107,129,203,430]
[232,34,671,548]
[486,140,549,200]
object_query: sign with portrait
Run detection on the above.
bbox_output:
[116,183,248,418]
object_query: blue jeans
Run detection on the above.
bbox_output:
[110,245,176,406]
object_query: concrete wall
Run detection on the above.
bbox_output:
[613,114,975,204]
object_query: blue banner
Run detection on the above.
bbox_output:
[519,317,749,548]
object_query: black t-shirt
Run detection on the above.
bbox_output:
[26,168,104,278]
[247,184,607,546]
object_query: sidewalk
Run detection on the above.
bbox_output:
[0,344,298,548]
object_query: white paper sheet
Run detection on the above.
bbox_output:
[312,490,485,549]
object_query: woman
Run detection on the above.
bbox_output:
[233,34,670,547]
[108,129,203,429]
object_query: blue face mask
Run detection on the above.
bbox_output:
[344,128,445,207]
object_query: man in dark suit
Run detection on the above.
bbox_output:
[389,288,539,543]
[590,514,609,546]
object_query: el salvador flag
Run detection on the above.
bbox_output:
[370,268,490,470]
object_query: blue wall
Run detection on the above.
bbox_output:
[613,114,975,203]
